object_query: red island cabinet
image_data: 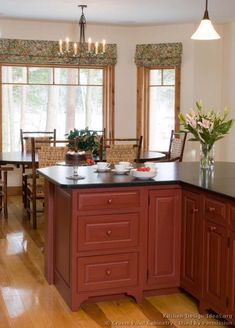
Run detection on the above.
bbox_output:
[44,182,182,310]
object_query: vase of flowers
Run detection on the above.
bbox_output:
[179,101,234,169]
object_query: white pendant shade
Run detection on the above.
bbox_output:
[191,0,221,40]
[191,18,220,40]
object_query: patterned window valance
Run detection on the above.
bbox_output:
[0,38,117,66]
[135,42,182,67]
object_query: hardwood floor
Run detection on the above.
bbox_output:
[0,196,229,327]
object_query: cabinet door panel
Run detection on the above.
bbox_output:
[205,197,227,226]
[147,189,181,289]
[204,221,227,312]
[181,190,202,298]
[228,231,235,317]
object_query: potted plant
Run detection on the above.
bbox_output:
[66,127,101,156]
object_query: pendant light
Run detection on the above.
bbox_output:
[191,0,220,40]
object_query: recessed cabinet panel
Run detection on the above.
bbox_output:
[181,190,202,298]
[77,213,139,251]
[205,197,227,226]
[228,231,235,317]
[203,221,227,312]
[229,205,235,231]
[77,190,140,211]
[77,253,138,291]
[147,189,181,289]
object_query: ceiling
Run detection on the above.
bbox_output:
[0,0,234,26]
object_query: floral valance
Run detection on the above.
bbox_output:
[135,43,182,67]
[0,38,117,66]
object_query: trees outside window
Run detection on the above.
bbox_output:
[1,65,104,152]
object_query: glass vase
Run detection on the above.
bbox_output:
[200,143,215,169]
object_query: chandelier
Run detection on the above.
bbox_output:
[58,5,106,57]
[191,0,220,40]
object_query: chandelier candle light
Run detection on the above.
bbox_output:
[59,4,106,57]
[179,102,234,169]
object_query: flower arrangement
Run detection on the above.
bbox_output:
[179,101,234,168]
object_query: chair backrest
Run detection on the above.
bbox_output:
[38,147,68,168]
[101,136,143,163]
[168,130,187,162]
[20,129,56,152]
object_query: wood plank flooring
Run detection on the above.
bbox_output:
[0,196,230,327]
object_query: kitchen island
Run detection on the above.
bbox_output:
[38,162,235,323]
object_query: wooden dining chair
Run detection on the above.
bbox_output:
[158,130,187,162]
[0,167,14,219]
[25,138,68,229]
[100,136,143,164]
[21,129,56,207]
[20,129,56,153]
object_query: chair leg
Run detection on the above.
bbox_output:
[32,197,37,229]
[26,189,31,221]
[3,172,8,219]
[23,175,28,208]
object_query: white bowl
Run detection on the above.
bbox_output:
[130,168,157,180]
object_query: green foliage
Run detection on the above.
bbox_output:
[179,101,235,150]
[66,127,101,155]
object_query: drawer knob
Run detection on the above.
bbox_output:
[106,269,111,276]
[192,208,199,213]
[209,207,216,212]
[108,199,112,204]
[106,230,112,236]
[210,226,216,231]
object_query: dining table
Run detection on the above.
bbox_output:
[138,151,166,163]
[0,151,37,166]
[0,150,165,167]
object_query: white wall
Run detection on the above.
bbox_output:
[0,18,234,185]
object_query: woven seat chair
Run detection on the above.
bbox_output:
[158,130,187,162]
[100,136,143,164]
[0,167,14,219]
[106,144,138,164]
[26,138,68,229]
[21,129,56,208]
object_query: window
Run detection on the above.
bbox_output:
[1,65,107,152]
[137,65,180,151]
[149,68,177,151]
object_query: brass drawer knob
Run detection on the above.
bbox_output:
[108,199,112,204]
[210,226,216,231]
[106,269,111,276]
[106,230,112,236]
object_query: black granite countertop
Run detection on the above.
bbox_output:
[37,162,235,199]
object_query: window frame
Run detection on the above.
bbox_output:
[0,63,115,151]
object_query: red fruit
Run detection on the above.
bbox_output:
[137,167,151,172]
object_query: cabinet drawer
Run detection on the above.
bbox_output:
[77,190,140,211]
[78,213,139,251]
[205,197,227,226]
[77,253,138,291]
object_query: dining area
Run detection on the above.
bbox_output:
[0,127,188,229]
